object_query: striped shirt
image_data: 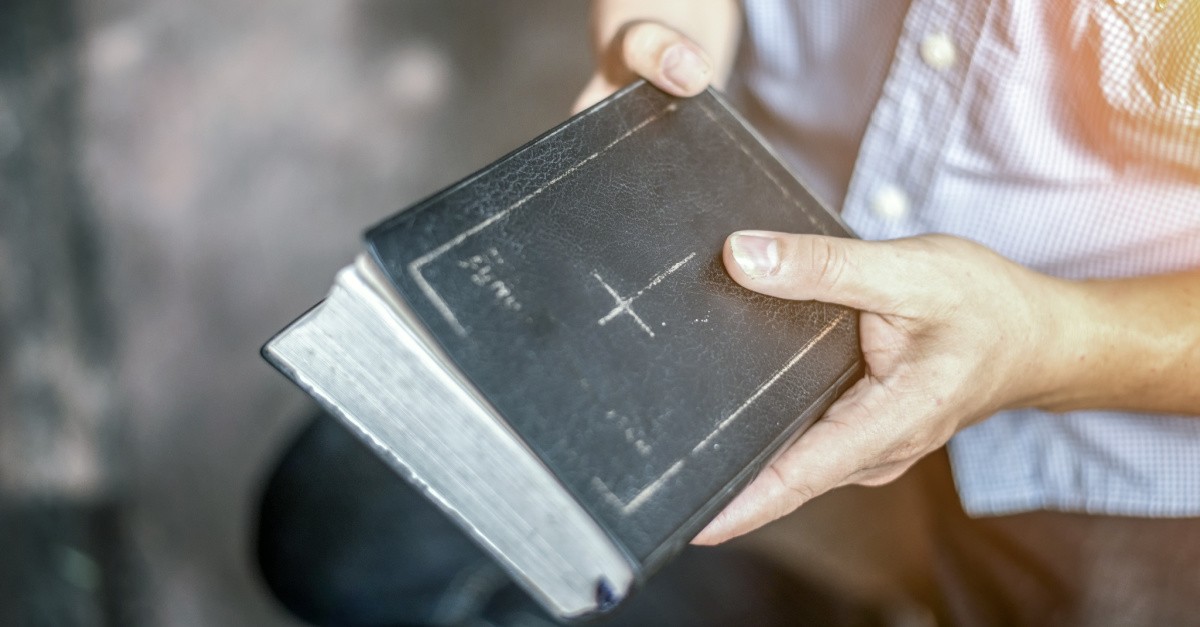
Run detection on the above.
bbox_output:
[729,0,1200,516]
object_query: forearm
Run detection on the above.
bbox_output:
[588,0,741,87]
[1036,271,1200,415]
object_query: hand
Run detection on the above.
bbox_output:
[573,20,715,114]
[692,230,1075,544]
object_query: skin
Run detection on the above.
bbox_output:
[580,1,1200,546]
[573,0,741,113]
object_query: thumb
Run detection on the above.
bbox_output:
[572,21,712,114]
[617,21,712,97]
[723,230,914,314]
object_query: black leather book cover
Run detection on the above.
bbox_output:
[366,81,862,573]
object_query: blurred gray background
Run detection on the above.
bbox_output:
[0,1,931,624]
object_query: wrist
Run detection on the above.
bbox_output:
[1000,271,1094,413]
[1016,275,1167,413]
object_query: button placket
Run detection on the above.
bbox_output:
[840,0,989,239]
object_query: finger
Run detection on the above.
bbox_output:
[691,463,801,545]
[571,74,622,114]
[692,378,893,544]
[691,417,862,544]
[618,21,712,97]
[848,459,916,487]
[723,231,920,315]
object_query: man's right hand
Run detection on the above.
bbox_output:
[572,1,740,113]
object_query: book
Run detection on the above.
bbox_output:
[262,80,862,621]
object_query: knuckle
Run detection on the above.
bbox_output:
[883,421,947,465]
[807,236,849,292]
[856,418,922,466]
[890,433,926,461]
[858,463,911,487]
[768,464,817,504]
[621,22,674,66]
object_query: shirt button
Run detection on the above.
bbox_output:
[920,32,957,70]
[871,184,910,220]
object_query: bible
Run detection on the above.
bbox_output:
[262,81,862,621]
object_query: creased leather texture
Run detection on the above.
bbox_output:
[366,81,862,569]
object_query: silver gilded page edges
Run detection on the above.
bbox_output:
[263,255,634,619]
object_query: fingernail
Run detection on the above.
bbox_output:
[730,232,781,277]
[661,44,710,93]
